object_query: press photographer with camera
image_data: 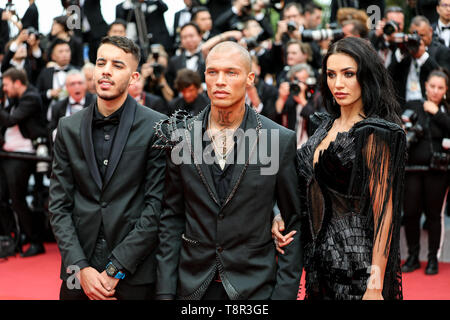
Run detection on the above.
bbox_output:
[401,69,450,276]
[1,28,44,85]
[0,68,48,257]
[141,44,174,103]
[409,15,450,72]
[370,6,405,68]
[275,63,319,148]
[388,23,440,105]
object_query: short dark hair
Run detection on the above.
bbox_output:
[304,2,322,14]
[191,6,210,22]
[100,36,141,66]
[385,6,403,17]
[174,68,201,91]
[283,2,303,16]
[180,22,202,36]
[320,37,401,125]
[48,38,70,60]
[53,15,69,32]
[109,19,127,31]
[342,19,369,38]
[3,67,28,86]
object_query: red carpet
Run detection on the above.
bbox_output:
[0,242,449,300]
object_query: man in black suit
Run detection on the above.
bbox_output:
[155,41,302,300]
[115,0,172,55]
[410,15,450,72]
[388,31,440,105]
[21,0,39,31]
[168,68,209,116]
[49,70,95,135]
[80,0,109,64]
[36,39,77,123]
[49,36,166,300]
[0,68,48,257]
[434,0,450,47]
[166,22,205,91]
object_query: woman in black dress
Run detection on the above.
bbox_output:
[273,37,406,300]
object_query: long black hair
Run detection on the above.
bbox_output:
[320,37,402,126]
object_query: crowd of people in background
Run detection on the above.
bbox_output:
[0,0,449,275]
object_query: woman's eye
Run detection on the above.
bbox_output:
[345,72,355,77]
[327,73,335,78]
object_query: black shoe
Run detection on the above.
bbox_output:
[20,243,45,257]
[425,257,439,275]
[0,236,16,259]
[401,255,421,273]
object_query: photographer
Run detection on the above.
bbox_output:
[115,0,172,54]
[401,70,450,275]
[274,2,304,44]
[1,28,44,85]
[409,15,450,72]
[369,6,405,68]
[275,40,314,85]
[191,6,214,41]
[0,68,47,257]
[275,63,318,148]
[388,27,439,105]
[141,44,174,103]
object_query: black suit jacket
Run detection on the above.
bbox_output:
[49,92,95,132]
[428,37,450,72]
[255,79,278,121]
[140,92,168,115]
[388,51,439,105]
[83,0,109,39]
[0,85,47,143]
[115,0,172,52]
[35,65,78,115]
[167,93,209,116]
[21,2,39,31]
[155,106,303,300]
[166,52,206,90]
[49,95,166,285]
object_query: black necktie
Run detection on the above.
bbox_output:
[93,116,120,128]
[186,52,199,60]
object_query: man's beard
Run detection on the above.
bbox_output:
[97,81,129,101]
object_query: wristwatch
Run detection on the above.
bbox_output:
[105,261,126,279]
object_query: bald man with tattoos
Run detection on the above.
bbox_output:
[154,42,303,300]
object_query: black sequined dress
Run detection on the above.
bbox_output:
[297,113,406,300]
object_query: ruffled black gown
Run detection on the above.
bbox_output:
[297,113,406,300]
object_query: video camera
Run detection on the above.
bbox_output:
[401,109,424,148]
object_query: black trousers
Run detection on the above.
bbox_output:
[403,170,449,259]
[0,158,43,243]
[60,232,155,300]
[59,279,155,300]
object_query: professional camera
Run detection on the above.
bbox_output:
[289,77,316,98]
[150,44,165,79]
[401,109,424,148]
[243,30,271,50]
[287,21,298,33]
[5,0,16,14]
[301,29,344,43]
[383,20,400,36]
[391,32,421,55]
[33,137,50,173]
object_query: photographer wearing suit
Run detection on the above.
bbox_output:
[0,68,48,257]
[49,36,166,300]
[155,41,302,300]
[401,70,450,276]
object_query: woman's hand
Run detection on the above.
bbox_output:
[424,100,439,115]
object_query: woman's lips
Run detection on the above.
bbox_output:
[334,92,348,99]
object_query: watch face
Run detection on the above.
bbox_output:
[106,263,117,276]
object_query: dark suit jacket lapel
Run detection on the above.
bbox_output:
[80,104,102,190]
[103,95,137,189]
[222,106,261,209]
[187,107,220,206]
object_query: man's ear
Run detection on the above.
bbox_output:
[246,71,255,88]
[130,71,140,85]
